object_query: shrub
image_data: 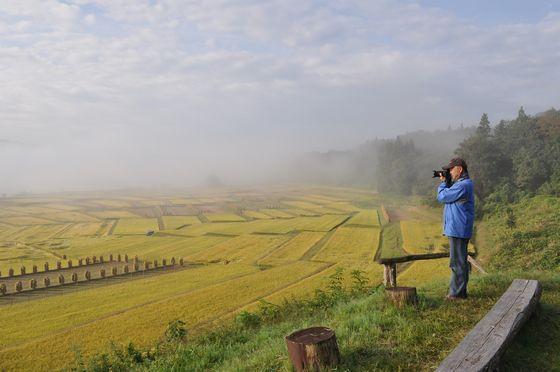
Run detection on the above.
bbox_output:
[164,319,187,342]
[236,310,261,329]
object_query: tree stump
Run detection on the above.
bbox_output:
[285,326,341,372]
[385,286,418,308]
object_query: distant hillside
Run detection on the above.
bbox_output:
[291,125,475,189]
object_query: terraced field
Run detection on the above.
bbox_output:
[0,186,452,371]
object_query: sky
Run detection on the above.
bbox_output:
[0,0,559,193]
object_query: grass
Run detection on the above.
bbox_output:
[377,222,407,259]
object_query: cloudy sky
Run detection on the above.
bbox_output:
[1,0,559,193]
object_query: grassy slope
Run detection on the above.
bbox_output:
[124,195,560,371]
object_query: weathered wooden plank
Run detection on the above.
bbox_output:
[437,279,542,372]
[377,252,476,265]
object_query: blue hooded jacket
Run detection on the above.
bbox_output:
[437,175,475,238]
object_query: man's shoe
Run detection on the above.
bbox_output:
[445,295,466,301]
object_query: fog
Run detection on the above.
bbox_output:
[1,1,559,194]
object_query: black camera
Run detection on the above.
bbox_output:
[433,169,452,187]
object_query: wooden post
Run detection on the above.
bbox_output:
[62,254,67,260]
[56,261,62,270]
[85,257,91,265]
[30,279,37,289]
[44,277,51,287]
[386,287,418,308]
[100,255,104,263]
[8,268,14,277]
[286,326,341,372]
[170,257,176,265]
[109,254,113,262]
[44,262,49,272]
[124,254,129,263]
[0,283,6,295]
[72,273,78,283]
[58,274,65,284]
[153,260,158,268]
[179,258,184,266]
[100,269,106,278]
[162,258,167,267]
[15,281,23,292]
[112,267,118,276]
[117,254,121,262]
[123,265,129,274]
[32,265,38,274]
[68,260,73,268]
[92,256,97,264]
[78,258,83,266]
[85,271,91,280]
[20,266,26,275]
[383,263,397,287]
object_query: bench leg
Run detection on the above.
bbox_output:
[384,263,397,287]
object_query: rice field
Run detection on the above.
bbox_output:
[113,218,159,235]
[346,209,380,226]
[161,215,201,230]
[204,213,246,222]
[0,186,453,371]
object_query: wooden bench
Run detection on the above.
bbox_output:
[436,279,542,371]
[377,253,482,287]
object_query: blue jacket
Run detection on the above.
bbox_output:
[437,175,475,238]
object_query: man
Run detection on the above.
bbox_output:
[437,157,474,300]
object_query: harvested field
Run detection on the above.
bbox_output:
[113,218,159,235]
[312,226,380,262]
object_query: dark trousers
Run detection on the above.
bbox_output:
[448,236,469,298]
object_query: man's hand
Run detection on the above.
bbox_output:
[440,174,446,182]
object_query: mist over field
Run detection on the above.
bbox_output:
[1,1,559,194]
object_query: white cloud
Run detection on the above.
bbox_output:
[0,0,559,192]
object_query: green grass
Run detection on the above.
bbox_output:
[376,222,406,259]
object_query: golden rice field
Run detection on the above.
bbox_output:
[0,186,454,371]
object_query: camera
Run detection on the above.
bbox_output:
[433,169,452,187]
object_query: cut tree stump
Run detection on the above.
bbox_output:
[285,326,340,372]
[386,286,418,308]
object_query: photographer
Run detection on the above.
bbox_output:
[436,157,474,300]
